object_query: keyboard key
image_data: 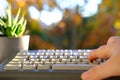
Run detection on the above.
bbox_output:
[52,64,94,70]
[37,64,50,70]
[22,64,35,70]
[4,64,21,70]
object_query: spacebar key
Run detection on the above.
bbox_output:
[52,64,94,70]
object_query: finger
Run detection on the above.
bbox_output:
[88,45,110,60]
[107,36,120,45]
[81,58,117,80]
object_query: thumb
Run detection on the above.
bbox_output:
[81,58,117,80]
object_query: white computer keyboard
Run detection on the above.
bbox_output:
[1,50,120,80]
[4,49,103,71]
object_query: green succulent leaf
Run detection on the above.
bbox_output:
[12,8,21,30]
[0,19,7,27]
[7,5,12,27]
[0,4,27,37]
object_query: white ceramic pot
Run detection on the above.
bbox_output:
[0,35,30,63]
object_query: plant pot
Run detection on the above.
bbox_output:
[0,35,30,63]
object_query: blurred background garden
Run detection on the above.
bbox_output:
[0,0,120,49]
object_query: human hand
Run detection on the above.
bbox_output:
[81,36,120,80]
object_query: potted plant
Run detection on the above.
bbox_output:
[0,5,30,63]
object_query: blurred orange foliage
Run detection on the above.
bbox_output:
[6,0,120,49]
